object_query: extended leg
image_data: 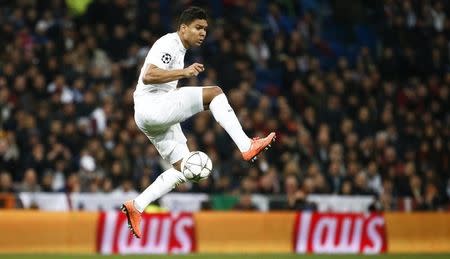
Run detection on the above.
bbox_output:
[122,167,186,238]
[203,86,276,161]
[122,125,188,239]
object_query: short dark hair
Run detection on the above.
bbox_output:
[178,6,207,28]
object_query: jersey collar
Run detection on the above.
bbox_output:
[175,32,187,52]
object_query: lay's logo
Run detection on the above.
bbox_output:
[293,212,387,254]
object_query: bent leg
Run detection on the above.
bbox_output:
[203,86,251,152]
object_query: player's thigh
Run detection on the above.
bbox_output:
[146,123,190,164]
[159,87,204,125]
[135,87,203,128]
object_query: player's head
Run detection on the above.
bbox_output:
[177,6,208,48]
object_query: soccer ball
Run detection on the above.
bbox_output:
[181,151,213,182]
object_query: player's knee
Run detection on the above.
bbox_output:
[203,86,223,106]
[173,160,182,172]
[211,86,223,97]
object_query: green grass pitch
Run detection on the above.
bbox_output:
[1,254,450,259]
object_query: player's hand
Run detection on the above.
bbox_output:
[184,63,204,78]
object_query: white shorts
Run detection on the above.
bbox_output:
[134,87,204,164]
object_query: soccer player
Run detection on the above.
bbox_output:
[122,6,275,238]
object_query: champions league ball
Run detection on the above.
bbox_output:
[181,151,213,182]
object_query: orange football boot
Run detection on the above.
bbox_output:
[242,132,276,162]
[121,200,142,238]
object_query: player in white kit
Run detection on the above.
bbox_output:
[122,7,275,238]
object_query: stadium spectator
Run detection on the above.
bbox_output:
[0,171,15,193]
[233,191,258,211]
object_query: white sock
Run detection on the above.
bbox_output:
[209,93,251,152]
[134,168,186,213]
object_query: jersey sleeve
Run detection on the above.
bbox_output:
[145,39,174,70]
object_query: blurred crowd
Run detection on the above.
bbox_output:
[0,0,449,211]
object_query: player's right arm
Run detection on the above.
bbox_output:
[142,37,204,84]
[142,63,204,84]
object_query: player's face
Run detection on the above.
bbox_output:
[183,19,208,47]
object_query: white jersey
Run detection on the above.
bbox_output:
[135,32,187,96]
[133,32,203,163]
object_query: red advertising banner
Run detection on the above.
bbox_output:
[293,212,386,254]
[97,212,195,254]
